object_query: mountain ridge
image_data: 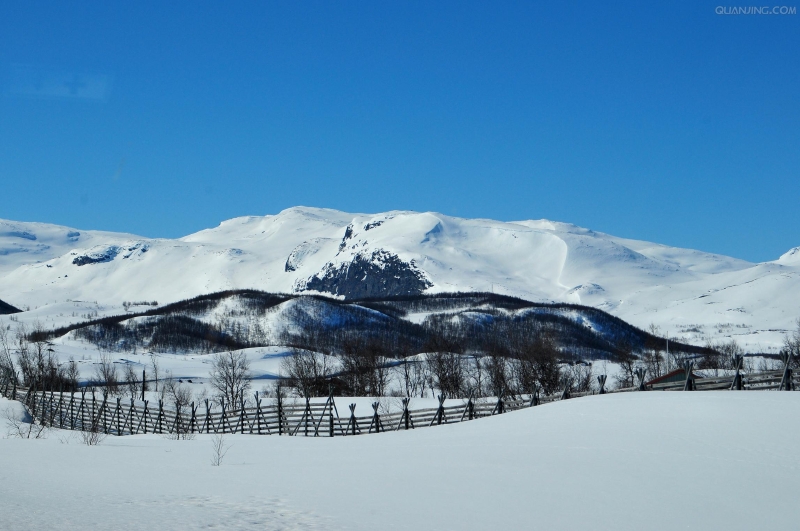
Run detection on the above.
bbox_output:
[0,207,797,350]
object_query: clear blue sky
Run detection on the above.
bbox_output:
[1,1,797,262]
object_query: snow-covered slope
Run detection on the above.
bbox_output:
[2,392,799,530]
[0,207,797,350]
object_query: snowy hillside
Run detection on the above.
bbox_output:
[0,207,797,350]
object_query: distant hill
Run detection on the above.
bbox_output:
[45,290,715,361]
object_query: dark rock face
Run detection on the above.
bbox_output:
[338,224,354,252]
[300,250,432,299]
[0,298,21,314]
[72,246,120,266]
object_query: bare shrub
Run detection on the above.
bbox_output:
[2,406,48,439]
[210,433,230,466]
[79,422,106,446]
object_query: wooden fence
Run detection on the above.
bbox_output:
[0,356,796,438]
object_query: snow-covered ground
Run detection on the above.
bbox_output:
[2,391,798,530]
[1,207,798,351]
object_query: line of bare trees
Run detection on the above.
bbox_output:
[0,323,79,391]
[279,328,595,399]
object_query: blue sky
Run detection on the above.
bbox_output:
[1,1,797,262]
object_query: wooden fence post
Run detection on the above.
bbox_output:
[779,353,794,391]
[432,394,446,425]
[459,394,474,423]
[255,392,261,435]
[157,400,164,434]
[141,369,146,401]
[100,392,109,434]
[597,375,607,395]
[329,412,334,437]
[220,398,227,434]
[116,397,122,435]
[58,385,65,429]
[69,391,75,430]
[529,384,540,407]
[240,395,247,434]
[277,394,283,436]
[304,396,312,437]
[635,368,648,391]
[347,403,358,435]
[369,402,382,433]
[397,397,412,430]
[730,355,744,390]
[683,361,695,391]
[128,398,135,434]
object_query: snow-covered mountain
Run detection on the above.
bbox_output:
[0,207,797,350]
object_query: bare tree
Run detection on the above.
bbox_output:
[338,338,389,396]
[210,350,252,405]
[427,351,466,398]
[279,348,331,397]
[93,352,120,394]
[123,363,141,399]
[395,356,429,398]
[163,375,195,440]
[485,349,510,397]
[149,352,160,393]
[511,331,562,396]
[567,363,593,393]
[613,340,639,389]
[0,326,16,376]
[706,340,744,375]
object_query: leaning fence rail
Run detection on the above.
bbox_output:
[0,356,796,438]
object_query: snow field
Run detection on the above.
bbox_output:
[2,392,798,530]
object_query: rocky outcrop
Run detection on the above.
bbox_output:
[299,249,432,299]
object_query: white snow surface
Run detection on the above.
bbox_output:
[1,206,798,350]
[2,391,798,530]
